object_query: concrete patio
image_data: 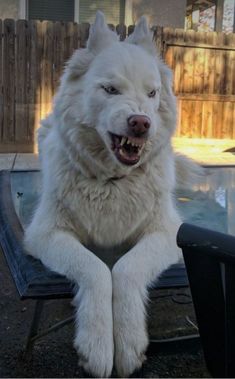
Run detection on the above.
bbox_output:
[173,138,235,166]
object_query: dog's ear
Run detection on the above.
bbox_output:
[87,11,119,54]
[126,16,156,56]
[65,12,118,81]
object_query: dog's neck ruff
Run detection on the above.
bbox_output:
[60,135,132,181]
[64,144,129,181]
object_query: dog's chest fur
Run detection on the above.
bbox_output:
[59,169,158,249]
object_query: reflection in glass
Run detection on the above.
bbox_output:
[10,167,235,236]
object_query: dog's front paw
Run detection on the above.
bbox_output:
[73,280,114,378]
[113,286,148,376]
[114,326,148,377]
[74,325,113,378]
[112,262,149,377]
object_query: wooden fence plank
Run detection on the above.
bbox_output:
[182,30,195,93]
[175,98,182,137]
[202,32,210,94]
[180,100,194,136]
[80,23,90,47]
[64,21,75,63]
[153,26,164,57]
[73,22,80,50]
[203,101,213,138]
[162,27,175,68]
[116,24,126,41]
[229,102,235,138]
[127,25,134,36]
[232,34,235,95]
[225,33,235,95]
[3,19,15,143]
[53,21,63,95]
[193,31,205,94]
[212,101,221,138]
[223,101,233,138]
[33,20,43,144]
[40,21,53,121]
[28,20,38,145]
[206,32,216,94]
[15,20,28,142]
[233,102,235,139]
[193,100,203,137]
[214,32,225,94]
[173,29,186,94]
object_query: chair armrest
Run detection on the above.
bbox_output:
[177,223,235,264]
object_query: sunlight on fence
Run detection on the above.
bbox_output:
[0,20,234,152]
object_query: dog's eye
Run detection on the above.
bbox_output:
[102,85,120,95]
[148,89,157,98]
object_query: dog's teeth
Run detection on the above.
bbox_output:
[137,144,145,155]
[127,139,131,145]
[119,148,125,157]
[121,137,127,146]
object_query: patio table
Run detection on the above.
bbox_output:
[1,167,235,354]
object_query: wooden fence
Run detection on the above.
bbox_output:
[160,28,235,139]
[0,19,234,152]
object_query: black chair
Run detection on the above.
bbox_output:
[177,223,235,378]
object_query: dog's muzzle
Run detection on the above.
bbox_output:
[110,132,147,166]
[109,114,150,166]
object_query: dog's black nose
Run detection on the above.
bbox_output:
[128,115,151,137]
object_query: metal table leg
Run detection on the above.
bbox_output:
[25,299,44,354]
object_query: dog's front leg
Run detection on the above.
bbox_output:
[25,229,113,378]
[112,227,182,377]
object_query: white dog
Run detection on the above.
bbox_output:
[25,12,196,377]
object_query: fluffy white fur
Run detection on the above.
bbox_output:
[25,12,190,377]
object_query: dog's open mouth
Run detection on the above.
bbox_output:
[110,133,146,165]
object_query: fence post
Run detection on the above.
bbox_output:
[152,26,164,58]
[127,24,134,36]
[116,24,126,41]
[80,23,90,48]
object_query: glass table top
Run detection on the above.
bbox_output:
[10,167,235,236]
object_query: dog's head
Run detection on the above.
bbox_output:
[54,12,177,176]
